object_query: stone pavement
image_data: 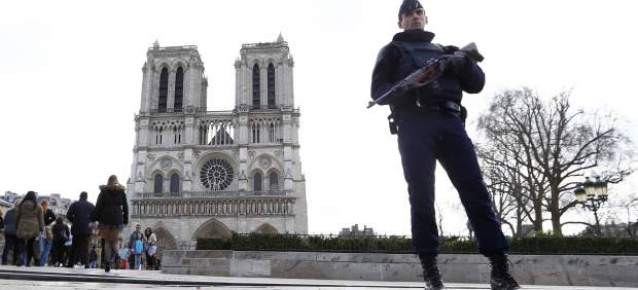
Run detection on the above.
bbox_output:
[0,266,636,290]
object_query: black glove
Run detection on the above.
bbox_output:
[439,54,468,75]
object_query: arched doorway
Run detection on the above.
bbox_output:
[254,223,278,234]
[153,226,178,256]
[192,218,233,241]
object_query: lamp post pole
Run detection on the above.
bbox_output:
[574,176,609,237]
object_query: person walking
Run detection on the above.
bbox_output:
[143,227,158,270]
[2,206,20,265]
[66,191,95,268]
[370,1,520,289]
[91,175,129,272]
[15,191,44,266]
[39,200,55,266]
[50,216,70,267]
[128,224,146,270]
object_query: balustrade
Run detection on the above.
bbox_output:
[131,196,295,218]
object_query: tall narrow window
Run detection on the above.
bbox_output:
[170,173,180,194]
[253,172,262,192]
[268,123,275,143]
[252,64,260,109]
[154,174,163,194]
[267,63,276,108]
[174,67,184,112]
[269,172,279,191]
[159,68,168,112]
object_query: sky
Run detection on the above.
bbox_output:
[1,0,637,236]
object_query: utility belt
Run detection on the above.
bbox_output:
[387,99,467,135]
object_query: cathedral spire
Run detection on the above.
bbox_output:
[276,33,284,43]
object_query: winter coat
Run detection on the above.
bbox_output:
[3,208,17,236]
[52,222,70,243]
[128,231,146,253]
[66,199,95,235]
[43,208,56,226]
[91,184,128,227]
[15,200,44,240]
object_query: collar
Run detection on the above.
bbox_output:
[392,29,435,43]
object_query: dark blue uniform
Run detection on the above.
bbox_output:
[371,29,508,257]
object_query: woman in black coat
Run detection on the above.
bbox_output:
[91,175,128,272]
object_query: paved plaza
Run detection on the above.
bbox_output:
[0,266,637,290]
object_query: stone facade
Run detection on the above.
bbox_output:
[126,37,307,250]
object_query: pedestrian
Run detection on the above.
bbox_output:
[66,191,95,268]
[128,224,146,270]
[2,205,20,265]
[15,191,44,266]
[91,174,129,272]
[39,200,55,266]
[88,244,98,268]
[117,240,130,269]
[370,1,519,289]
[50,216,70,266]
[144,227,158,270]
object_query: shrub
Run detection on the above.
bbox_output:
[197,234,638,255]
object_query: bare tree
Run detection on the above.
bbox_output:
[476,88,633,236]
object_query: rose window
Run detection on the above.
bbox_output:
[200,159,234,191]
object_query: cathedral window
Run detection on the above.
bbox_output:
[159,68,168,112]
[268,123,275,143]
[170,173,180,194]
[252,64,260,109]
[154,174,163,194]
[253,172,262,192]
[267,63,276,108]
[174,67,184,112]
[269,172,279,191]
[251,122,260,143]
[200,158,234,191]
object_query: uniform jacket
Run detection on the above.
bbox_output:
[371,29,485,109]
[91,184,129,227]
[67,199,96,235]
[15,200,44,240]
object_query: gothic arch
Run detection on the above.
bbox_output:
[248,153,283,172]
[148,156,183,176]
[250,169,264,192]
[192,218,232,241]
[151,225,178,255]
[254,223,278,234]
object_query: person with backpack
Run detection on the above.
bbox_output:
[128,224,146,270]
[50,216,70,267]
[15,191,44,266]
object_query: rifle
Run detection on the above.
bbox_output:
[367,42,484,109]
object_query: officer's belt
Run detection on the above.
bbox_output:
[415,99,461,113]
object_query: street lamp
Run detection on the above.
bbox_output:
[574,176,609,236]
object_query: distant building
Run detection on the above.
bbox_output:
[339,224,376,237]
[579,221,638,238]
[1,191,72,217]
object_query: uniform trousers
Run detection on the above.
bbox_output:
[396,109,508,257]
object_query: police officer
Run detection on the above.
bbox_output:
[370,1,520,290]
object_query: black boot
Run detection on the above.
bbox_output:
[420,255,444,290]
[104,262,110,273]
[489,254,520,290]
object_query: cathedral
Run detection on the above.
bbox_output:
[126,36,307,250]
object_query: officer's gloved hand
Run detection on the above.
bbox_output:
[439,54,467,75]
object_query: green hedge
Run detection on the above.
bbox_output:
[197,233,638,255]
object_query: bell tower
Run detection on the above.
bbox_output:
[139,41,208,114]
